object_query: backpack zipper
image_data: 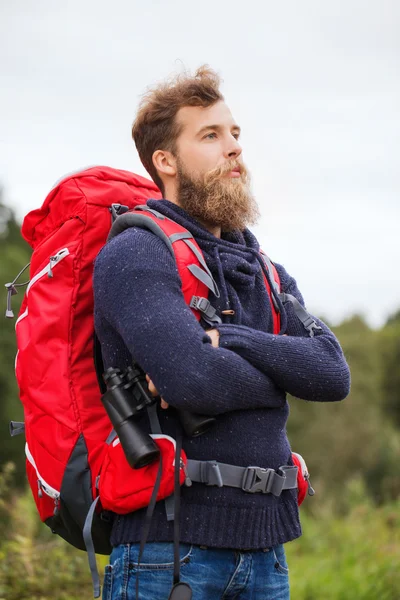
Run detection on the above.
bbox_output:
[25,442,60,502]
[14,249,71,376]
[292,452,315,496]
[27,248,70,291]
[180,458,192,487]
[6,247,67,320]
[15,249,70,326]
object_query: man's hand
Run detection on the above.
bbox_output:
[207,328,220,348]
[145,329,219,410]
[145,374,169,409]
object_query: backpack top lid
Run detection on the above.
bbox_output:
[21,166,161,249]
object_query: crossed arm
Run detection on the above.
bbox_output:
[94,228,350,416]
[216,264,350,402]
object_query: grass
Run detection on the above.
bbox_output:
[0,481,399,600]
[286,499,400,600]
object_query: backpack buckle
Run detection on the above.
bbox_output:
[110,204,130,222]
[189,296,222,326]
[241,467,274,494]
[303,316,323,338]
[190,296,210,312]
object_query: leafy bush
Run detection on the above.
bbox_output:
[0,470,106,600]
[287,486,400,600]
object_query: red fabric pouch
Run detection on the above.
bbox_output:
[99,434,186,514]
[292,452,311,506]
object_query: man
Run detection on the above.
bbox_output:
[94,66,350,599]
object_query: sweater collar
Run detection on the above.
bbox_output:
[147,199,263,292]
[147,199,260,253]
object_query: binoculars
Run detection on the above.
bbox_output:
[102,365,215,469]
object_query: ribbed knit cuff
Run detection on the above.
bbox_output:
[216,323,282,387]
[217,323,273,352]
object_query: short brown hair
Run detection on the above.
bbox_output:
[132,65,224,193]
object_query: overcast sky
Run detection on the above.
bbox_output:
[1,0,399,327]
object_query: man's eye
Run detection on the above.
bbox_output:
[204,132,217,139]
[232,132,240,140]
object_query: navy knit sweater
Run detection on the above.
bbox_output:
[93,199,350,550]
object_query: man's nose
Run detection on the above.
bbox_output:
[224,137,242,160]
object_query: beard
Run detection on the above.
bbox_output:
[176,157,260,233]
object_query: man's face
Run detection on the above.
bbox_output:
[175,101,243,177]
[173,101,259,232]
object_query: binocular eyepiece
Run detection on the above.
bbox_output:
[102,364,215,469]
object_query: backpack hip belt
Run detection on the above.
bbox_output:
[185,459,298,496]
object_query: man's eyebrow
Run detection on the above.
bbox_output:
[197,124,241,136]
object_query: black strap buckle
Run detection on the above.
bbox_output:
[303,316,323,338]
[9,421,25,437]
[241,467,274,494]
[109,203,129,222]
[190,296,210,313]
[189,296,221,326]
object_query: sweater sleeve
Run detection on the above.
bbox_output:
[93,228,286,415]
[216,264,351,402]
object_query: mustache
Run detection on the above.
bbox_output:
[204,159,248,184]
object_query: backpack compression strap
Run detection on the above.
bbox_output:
[108,205,221,327]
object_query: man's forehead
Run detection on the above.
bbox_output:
[176,102,239,134]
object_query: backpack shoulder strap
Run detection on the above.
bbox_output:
[259,250,281,334]
[108,205,221,325]
[259,250,323,338]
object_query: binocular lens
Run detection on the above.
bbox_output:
[115,419,160,469]
[177,409,215,438]
[134,448,161,469]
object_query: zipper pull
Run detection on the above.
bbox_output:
[4,262,30,319]
[48,256,57,278]
[53,496,60,516]
[180,459,192,487]
[5,283,18,318]
[37,479,43,498]
[305,473,315,496]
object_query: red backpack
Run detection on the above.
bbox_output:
[9,166,312,583]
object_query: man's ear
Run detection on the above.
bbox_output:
[152,150,177,178]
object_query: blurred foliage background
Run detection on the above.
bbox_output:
[0,191,399,599]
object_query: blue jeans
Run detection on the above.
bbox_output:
[102,542,290,599]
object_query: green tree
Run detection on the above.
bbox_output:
[379,311,400,428]
[0,190,32,486]
[287,314,400,510]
